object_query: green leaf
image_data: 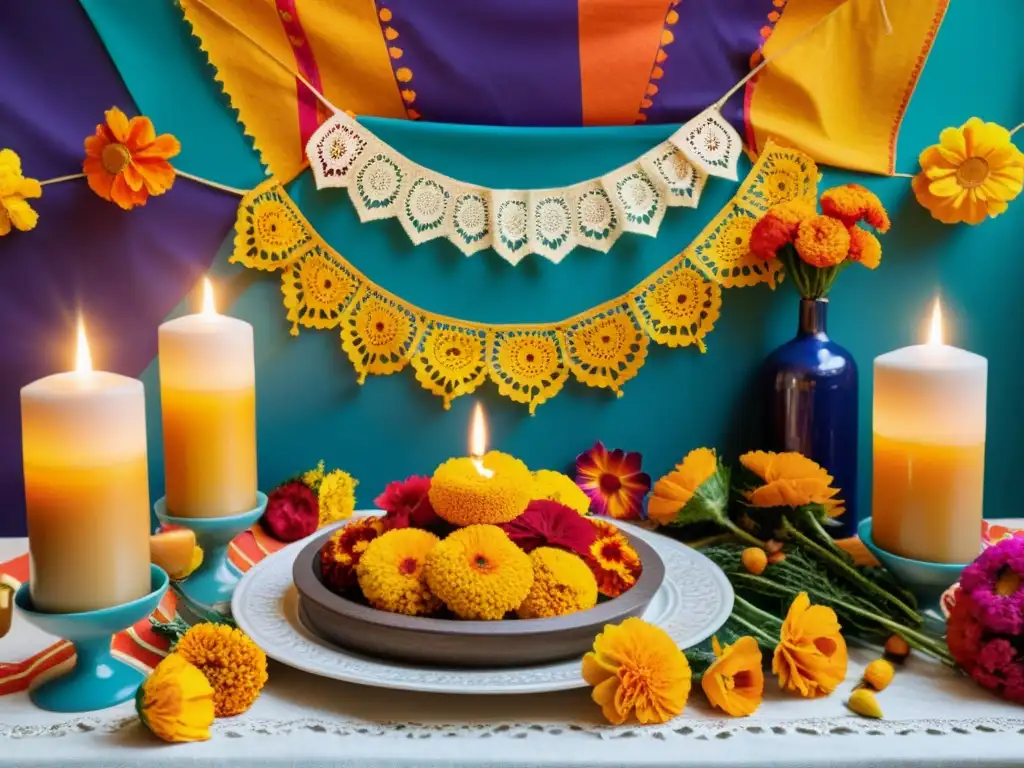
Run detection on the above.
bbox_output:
[666,463,732,529]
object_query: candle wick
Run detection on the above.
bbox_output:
[470,456,494,479]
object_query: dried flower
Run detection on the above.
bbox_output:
[356,528,441,616]
[911,117,1023,225]
[793,214,850,268]
[83,107,179,210]
[0,149,41,236]
[582,617,691,724]
[575,442,651,521]
[262,481,319,542]
[429,452,533,526]
[499,500,597,557]
[702,636,764,717]
[741,547,768,575]
[518,547,597,619]
[175,624,268,718]
[586,519,643,598]
[820,184,891,232]
[424,525,533,620]
[863,658,894,691]
[847,688,883,719]
[319,517,388,593]
[317,468,357,527]
[375,475,440,529]
[532,469,592,515]
[136,654,214,742]
[773,592,848,698]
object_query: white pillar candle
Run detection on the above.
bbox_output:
[872,300,987,563]
[158,279,257,518]
[21,321,151,612]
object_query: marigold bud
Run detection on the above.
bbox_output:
[764,539,784,555]
[863,658,894,691]
[847,688,883,719]
[884,634,910,662]
[741,547,767,575]
[767,551,786,565]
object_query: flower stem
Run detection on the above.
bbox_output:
[782,518,922,628]
[721,518,768,549]
[727,607,781,648]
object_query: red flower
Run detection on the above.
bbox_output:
[319,517,388,593]
[586,519,643,597]
[946,589,984,671]
[575,442,651,521]
[749,215,793,261]
[263,481,319,542]
[374,475,440,530]
[499,500,597,557]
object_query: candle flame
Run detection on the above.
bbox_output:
[75,317,92,373]
[927,297,943,346]
[201,277,217,316]
[469,402,494,478]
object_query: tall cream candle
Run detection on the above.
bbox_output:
[872,300,987,563]
[158,279,257,518]
[21,321,151,613]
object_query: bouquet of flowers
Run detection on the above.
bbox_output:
[750,184,890,298]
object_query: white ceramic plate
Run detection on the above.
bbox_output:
[232,514,734,695]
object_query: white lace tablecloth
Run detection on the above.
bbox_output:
[3,539,1024,767]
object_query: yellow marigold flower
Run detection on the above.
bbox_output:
[429,451,533,526]
[820,184,891,232]
[702,636,764,717]
[175,623,268,718]
[847,226,882,270]
[648,447,718,526]
[741,547,768,575]
[582,617,691,725]
[532,469,591,515]
[517,547,598,619]
[318,468,357,527]
[847,688,883,719]
[863,658,895,691]
[356,528,441,616]
[425,525,533,620]
[301,459,326,488]
[911,117,1024,225]
[136,654,215,743]
[793,214,850,268]
[739,451,844,514]
[773,592,848,698]
[0,149,42,236]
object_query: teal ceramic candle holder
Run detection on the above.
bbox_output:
[859,517,970,614]
[153,492,267,615]
[14,564,168,712]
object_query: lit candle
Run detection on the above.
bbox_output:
[21,319,151,612]
[159,279,257,517]
[872,298,987,563]
[469,402,494,478]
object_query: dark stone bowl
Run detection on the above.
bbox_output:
[293,526,666,668]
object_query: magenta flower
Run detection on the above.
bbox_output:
[960,537,1024,635]
[574,441,651,521]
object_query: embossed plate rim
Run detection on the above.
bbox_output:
[233,512,734,694]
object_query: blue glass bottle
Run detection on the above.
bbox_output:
[764,298,858,537]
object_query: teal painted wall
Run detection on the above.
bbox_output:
[85,1,1024,523]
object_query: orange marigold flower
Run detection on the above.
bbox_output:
[83,107,180,211]
[586,522,643,598]
[174,623,268,718]
[319,516,388,593]
[770,198,816,233]
[749,215,792,261]
[772,592,848,698]
[739,451,844,514]
[582,617,692,724]
[821,184,891,232]
[648,447,718,526]
[356,528,441,616]
[847,226,882,270]
[793,215,850,268]
[703,635,765,717]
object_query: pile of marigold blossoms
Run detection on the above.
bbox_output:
[749,184,889,299]
[582,590,847,725]
[316,452,645,621]
[136,622,268,743]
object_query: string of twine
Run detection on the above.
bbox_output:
[37,169,247,195]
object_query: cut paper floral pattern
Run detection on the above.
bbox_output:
[305,108,743,264]
[231,140,813,412]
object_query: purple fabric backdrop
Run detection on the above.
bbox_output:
[0,4,237,537]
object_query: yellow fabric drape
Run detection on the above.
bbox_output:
[180,0,406,182]
[747,0,949,176]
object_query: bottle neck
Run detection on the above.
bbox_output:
[798,298,829,338]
